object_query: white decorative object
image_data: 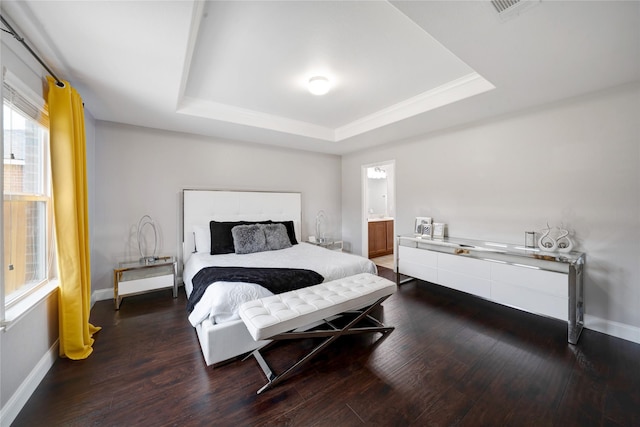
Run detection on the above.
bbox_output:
[536,223,575,253]
[137,215,159,263]
[537,224,557,252]
[315,210,326,242]
[556,228,574,253]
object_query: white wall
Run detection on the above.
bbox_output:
[342,83,640,343]
[92,122,342,292]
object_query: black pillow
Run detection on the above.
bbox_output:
[270,220,298,245]
[209,220,271,255]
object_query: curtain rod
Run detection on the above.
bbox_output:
[0,13,65,87]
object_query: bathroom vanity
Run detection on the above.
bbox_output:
[368,218,394,258]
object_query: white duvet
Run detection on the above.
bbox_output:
[184,242,377,327]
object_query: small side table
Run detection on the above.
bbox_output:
[308,239,343,251]
[113,256,177,310]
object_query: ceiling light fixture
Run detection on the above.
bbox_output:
[308,76,330,96]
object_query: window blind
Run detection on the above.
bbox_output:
[2,67,48,127]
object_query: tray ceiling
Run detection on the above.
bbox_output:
[1,1,638,154]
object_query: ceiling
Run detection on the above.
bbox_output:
[2,1,639,155]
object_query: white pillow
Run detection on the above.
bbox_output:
[193,225,210,253]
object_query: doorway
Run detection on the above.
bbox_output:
[362,161,396,271]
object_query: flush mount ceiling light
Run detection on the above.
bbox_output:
[308,76,330,96]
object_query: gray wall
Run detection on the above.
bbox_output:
[342,83,640,342]
[91,122,342,292]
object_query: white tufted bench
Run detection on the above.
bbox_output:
[239,272,396,394]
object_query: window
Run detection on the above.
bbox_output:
[2,75,54,308]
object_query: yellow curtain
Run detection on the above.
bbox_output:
[47,76,100,360]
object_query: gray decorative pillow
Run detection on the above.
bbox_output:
[231,224,267,254]
[263,223,292,251]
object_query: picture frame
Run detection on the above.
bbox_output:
[421,222,433,238]
[433,222,446,239]
[414,217,432,235]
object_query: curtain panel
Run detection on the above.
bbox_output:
[47,76,100,359]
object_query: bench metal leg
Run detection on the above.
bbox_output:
[249,296,394,394]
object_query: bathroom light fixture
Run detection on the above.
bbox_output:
[308,76,330,95]
[367,167,387,180]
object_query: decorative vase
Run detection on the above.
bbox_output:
[538,224,557,252]
[555,228,573,253]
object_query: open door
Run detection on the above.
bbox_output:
[362,161,395,271]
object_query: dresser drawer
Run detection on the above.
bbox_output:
[119,273,174,296]
[399,246,437,267]
[491,262,567,298]
[400,260,438,283]
[438,252,491,280]
[491,281,568,320]
[437,269,491,299]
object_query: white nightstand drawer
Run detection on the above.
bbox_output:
[119,273,174,296]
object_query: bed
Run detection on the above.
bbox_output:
[181,189,378,366]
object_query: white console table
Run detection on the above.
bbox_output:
[396,235,585,344]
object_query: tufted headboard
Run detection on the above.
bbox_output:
[181,189,302,266]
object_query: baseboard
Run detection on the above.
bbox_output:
[0,340,59,427]
[92,288,114,305]
[585,314,640,344]
[90,281,184,306]
[91,276,184,307]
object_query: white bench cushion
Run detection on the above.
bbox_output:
[239,273,396,341]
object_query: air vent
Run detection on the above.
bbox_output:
[491,0,540,20]
[491,0,521,14]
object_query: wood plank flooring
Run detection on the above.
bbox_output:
[12,267,640,426]
[371,254,394,270]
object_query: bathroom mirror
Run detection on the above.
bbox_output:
[367,166,388,218]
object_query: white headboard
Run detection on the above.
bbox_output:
[181,189,302,266]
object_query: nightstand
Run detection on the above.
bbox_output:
[113,256,177,309]
[308,239,343,251]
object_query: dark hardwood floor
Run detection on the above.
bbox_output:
[13,267,640,426]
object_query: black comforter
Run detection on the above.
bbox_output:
[187,266,324,312]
